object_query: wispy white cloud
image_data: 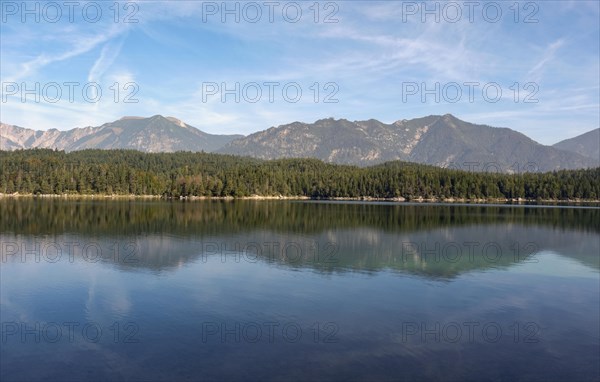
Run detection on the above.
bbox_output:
[527,39,566,82]
[87,38,126,83]
[5,24,128,83]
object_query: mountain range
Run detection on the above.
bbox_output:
[0,115,242,153]
[1,114,598,172]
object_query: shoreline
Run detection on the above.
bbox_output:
[1,193,598,205]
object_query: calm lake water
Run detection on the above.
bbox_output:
[1,199,599,381]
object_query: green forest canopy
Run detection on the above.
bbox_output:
[0,149,598,200]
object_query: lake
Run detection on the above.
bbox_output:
[1,199,599,381]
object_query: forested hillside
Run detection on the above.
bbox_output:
[1,149,598,200]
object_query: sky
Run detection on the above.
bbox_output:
[0,0,598,144]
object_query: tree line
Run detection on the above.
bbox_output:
[0,149,598,200]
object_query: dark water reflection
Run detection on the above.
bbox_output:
[1,199,599,381]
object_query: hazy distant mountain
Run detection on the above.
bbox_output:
[219,114,599,172]
[553,128,600,162]
[0,115,242,153]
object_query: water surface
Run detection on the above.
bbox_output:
[1,199,599,381]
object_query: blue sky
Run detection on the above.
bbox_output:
[1,0,598,144]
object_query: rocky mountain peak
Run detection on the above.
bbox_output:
[119,116,145,120]
[165,116,187,127]
[218,115,599,171]
[1,116,242,153]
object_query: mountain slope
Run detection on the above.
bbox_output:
[217,116,435,165]
[406,115,598,172]
[0,115,242,153]
[553,128,600,161]
[219,114,599,172]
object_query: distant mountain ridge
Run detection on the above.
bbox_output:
[218,114,599,172]
[0,115,242,153]
[553,128,600,162]
[1,114,598,172]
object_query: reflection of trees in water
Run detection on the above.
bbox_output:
[0,199,598,277]
[1,199,598,235]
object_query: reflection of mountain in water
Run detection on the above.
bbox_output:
[1,199,598,278]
